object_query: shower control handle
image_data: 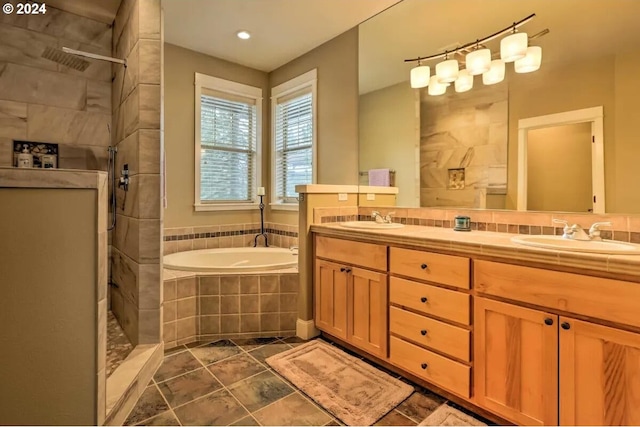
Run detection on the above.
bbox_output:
[118,164,130,191]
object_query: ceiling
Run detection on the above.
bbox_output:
[162,0,401,72]
[359,0,640,93]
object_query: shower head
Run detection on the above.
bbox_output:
[41,46,90,72]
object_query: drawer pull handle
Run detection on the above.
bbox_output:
[420,329,427,336]
[544,318,554,326]
[421,263,428,270]
[421,363,428,370]
[561,322,571,330]
[420,297,428,303]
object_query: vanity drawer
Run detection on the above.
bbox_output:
[475,260,640,328]
[390,336,470,398]
[389,277,470,325]
[315,236,387,271]
[390,247,470,289]
[390,306,470,362]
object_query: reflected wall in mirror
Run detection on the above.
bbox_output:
[358,0,640,213]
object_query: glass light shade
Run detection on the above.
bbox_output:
[410,64,430,88]
[428,75,448,95]
[515,46,542,73]
[465,48,491,75]
[482,60,505,85]
[455,69,474,92]
[435,58,459,83]
[500,32,528,62]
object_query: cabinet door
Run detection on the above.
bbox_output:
[314,259,348,339]
[348,267,388,358]
[474,298,558,426]
[560,317,640,425]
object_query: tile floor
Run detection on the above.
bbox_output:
[124,337,492,426]
[107,311,134,378]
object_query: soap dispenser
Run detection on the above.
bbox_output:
[17,145,33,168]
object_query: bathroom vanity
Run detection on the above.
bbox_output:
[311,223,640,426]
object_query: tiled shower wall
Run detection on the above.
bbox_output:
[163,223,299,255]
[0,2,112,169]
[110,0,163,346]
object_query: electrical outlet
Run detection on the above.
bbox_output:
[366,193,375,201]
[338,193,348,201]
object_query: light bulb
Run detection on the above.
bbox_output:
[500,32,528,62]
[410,64,430,88]
[428,75,448,96]
[465,48,491,76]
[455,69,473,92]
[236,30,251,40]
[482,60,505,85]
[436,58,459,83]
[515,46,542,73]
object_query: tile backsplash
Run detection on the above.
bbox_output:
[313,206,640,244]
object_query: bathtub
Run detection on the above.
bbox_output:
[163,247,298,272]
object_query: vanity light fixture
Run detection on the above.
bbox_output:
[410,61,430,88]
[236,30,251,40]
[405,13,543,96]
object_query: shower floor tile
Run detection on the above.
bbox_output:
[124,337,494,426]
[107,311,134,378]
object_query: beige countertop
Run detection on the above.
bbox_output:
[0,167,107,189]
[311,223,640,280]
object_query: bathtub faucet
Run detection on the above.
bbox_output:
[253,232,269,247]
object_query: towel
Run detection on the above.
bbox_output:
[368,168,391,186]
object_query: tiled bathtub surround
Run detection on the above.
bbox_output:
[314,206,640,243]
[163,270,299,349]
[163,223,299,255]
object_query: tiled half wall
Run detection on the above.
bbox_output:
[314,206,640,243]
[163,271,299,349]
[164,223,299,255]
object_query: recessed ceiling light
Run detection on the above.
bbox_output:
[236,30,251,40]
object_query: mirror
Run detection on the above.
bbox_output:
[358,0,640,213]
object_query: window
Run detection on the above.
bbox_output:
[194,73,262,211]
[271,69,317,209]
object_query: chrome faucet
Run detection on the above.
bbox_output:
[553,219,612,241]
[372,210,395,224]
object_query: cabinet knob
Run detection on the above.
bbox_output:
[544,318,554,326]
[345,268,352,273]
[340,267,346,272]
[561,322,571,330]
[421,363,428,370]
[420,297,428,303]
[421,263,428,270]
[420,329,427,336]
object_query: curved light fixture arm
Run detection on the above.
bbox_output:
[405,13,536,63]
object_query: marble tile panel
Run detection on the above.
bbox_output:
[228,370,294,412]
[115,86,140,142]
[0,100,27,141]
[200,315,220,335]
[163,279,176,302]
[260,313,279,332]
[154,348,203,383]
[164,301,176,322]
[0,0,27,27]
[157,367,222,407]
[0,63,86,112]
[252,392,331,427]
[0,23,58,71]
[139,129,161,173]
[97,368,106,425]
[113,214,140,266]
[110,286,125,327]
[177,277,196,299]
[395,391,446,422]
[114,2,139,61]
[221,315,240,334]
[173,388,249,426]
[139,0,161,40]
[247,342,292,364]
[87,80,111,114]
[115,130,138,175]
[124,385,169,426]
[0,137,12,166]
[140,410,181,426]
[373,410,417,426]
[279,312,297,331]
[139,39,161,85]
[28,6,112,48]
[56,39,112,82]
[199,276,220,295]
[27,104,110,146]
[177,297,197,319]
[139,219,161,263]
[57,144,110,170]
[200,296,220,315]
[240,314,260,333]
[176,316,196,340]
[111,247,139,305]
[139,308,161,344]
[139,83,161,129]
[189,339,242,365]
[114,41,139,108]
[163,321,176,344]
[139,263,161,309]
[113,0,137,49]
[122,296,140,346]
[231,415,260,426]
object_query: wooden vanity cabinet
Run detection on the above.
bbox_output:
[314,236,388,358]
[474,260,640,426]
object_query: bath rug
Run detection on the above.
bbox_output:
[418,404,487,426]
[266,340,413,426]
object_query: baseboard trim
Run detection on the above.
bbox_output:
[296,318,320,340]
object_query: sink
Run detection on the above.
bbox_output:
[339,221,405,230]
[511,235,640,255]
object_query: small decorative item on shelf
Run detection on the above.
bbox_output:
[454,216,471,232]
[13,141,59,169]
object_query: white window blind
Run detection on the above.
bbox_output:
[274,90,313,203]
[199,88,257,203]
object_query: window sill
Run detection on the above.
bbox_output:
[194,203,259,212]
[269,203,299,212]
